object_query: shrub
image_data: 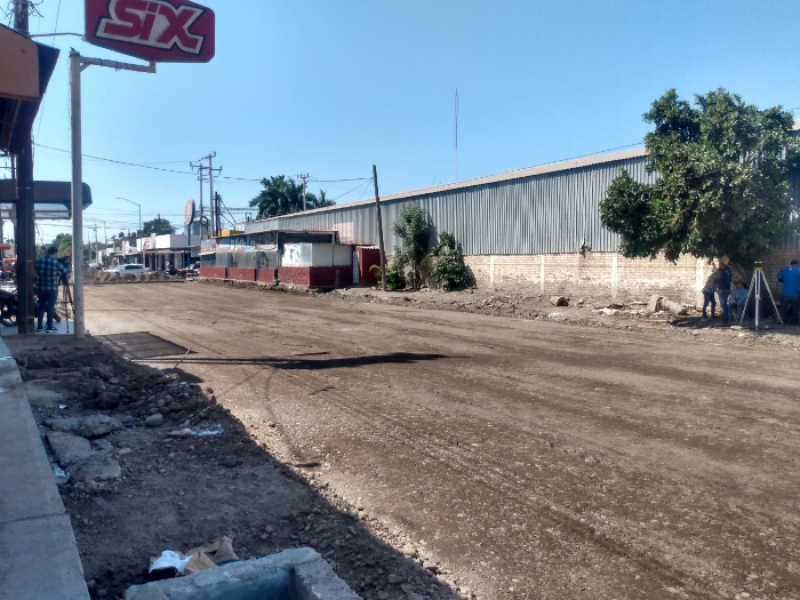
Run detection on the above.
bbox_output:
[370,264,406,290]
[430,231,466,291]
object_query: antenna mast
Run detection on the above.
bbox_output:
[454,88,459,182]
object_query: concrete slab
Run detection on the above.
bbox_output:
[0,336,90,600]
[0,319,77,337]
[0,384,65,523]
[0,514,89,600]
[125,548,361,600]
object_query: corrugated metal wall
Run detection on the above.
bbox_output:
[243,157,800,255]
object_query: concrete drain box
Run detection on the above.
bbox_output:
[125,548,361,600]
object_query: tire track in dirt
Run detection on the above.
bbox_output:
[86,284,800,600]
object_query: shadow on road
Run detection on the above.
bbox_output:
[140,352,450,370]
[7,337,466,600]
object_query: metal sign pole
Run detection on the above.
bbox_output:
[70,51,85,338]
[70,51,156,338]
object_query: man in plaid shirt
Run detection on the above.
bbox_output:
[34,247,71,331]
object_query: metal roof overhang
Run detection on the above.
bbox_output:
[0,25,59,155]
[0,180,92,220]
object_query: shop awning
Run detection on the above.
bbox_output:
[0,24,59,154]
[0,180,93,220]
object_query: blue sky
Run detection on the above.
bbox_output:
[13,0,800,243]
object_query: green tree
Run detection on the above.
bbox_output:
[391,204,431,288]
[37,233,73,258]
[140,218,175,235]
[600,88,799,265]
[249,176,334,218]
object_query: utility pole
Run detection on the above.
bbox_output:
[215,192,222,234]
[91,224,98,263]
[192,154,221,239]
[13,0,35,334]
[190,165,206,243]
[298,173,310,211]
[207,152,220,236]
[372,165,387,292]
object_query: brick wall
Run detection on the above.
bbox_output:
[464,253,709,303]
[763,250,800,298]
[199,267,227,280]
[278,266,353,288]
[309,267,353,288]
[258,269,278,284]
[279,267,311,286]
[228,268,256,282]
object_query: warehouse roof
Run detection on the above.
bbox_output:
[246,119,800,224]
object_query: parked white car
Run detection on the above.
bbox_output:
[105,264,150,274]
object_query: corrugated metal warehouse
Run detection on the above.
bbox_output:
[239,144,800,302]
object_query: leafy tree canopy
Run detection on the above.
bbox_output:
[36,233,102,263]
[249,176,335,218]
[37,233,73,258]
[140,218,175,236]
[600,88,799,264]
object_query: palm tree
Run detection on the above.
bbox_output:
[249,176,335,218]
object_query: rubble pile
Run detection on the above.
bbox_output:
[86,269,178,284]
[18,343,234,492]
[22,358,218,423]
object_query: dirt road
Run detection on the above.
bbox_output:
[85,283,800,600]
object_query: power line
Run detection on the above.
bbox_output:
[34,143,197,175]
[31,143,372,184]
[331,178,374,202]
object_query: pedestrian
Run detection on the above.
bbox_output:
[778,259,800,325]
[701,265,721,318]
[716,256,733,325]
[34,247,71,332]
[727,280,748,322]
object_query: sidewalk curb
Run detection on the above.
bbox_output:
[0,338,90,600]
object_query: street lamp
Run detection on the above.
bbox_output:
[117,197,142,233]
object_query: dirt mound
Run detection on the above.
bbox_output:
[88,270,178,284]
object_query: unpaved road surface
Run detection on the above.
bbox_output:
[86,283,800,600]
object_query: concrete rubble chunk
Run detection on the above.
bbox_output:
[47,431,95,467]
[124,547,360,600]
[25,383,67,409]
[145,413,165,427]
[648,295,664,312]
[46,431,122,485]
[663,299,688,315]
[46,415,123,438]
[71,454,122,483]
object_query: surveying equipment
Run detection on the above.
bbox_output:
[738,261,782,330]
[57,258,74,334]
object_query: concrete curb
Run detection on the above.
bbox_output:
[0,337,90,600]
[125,547,361,600]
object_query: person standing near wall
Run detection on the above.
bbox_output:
[702,264,721,318]
[778,259,800,325]
[716,256,733,325]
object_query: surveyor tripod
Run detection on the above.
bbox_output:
[59,275,74,334]
[738,262,783,330]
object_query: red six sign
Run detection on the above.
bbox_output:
[85,0,215,63]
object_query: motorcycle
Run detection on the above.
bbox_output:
[0,287,18,327]
[0,288,63,327]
